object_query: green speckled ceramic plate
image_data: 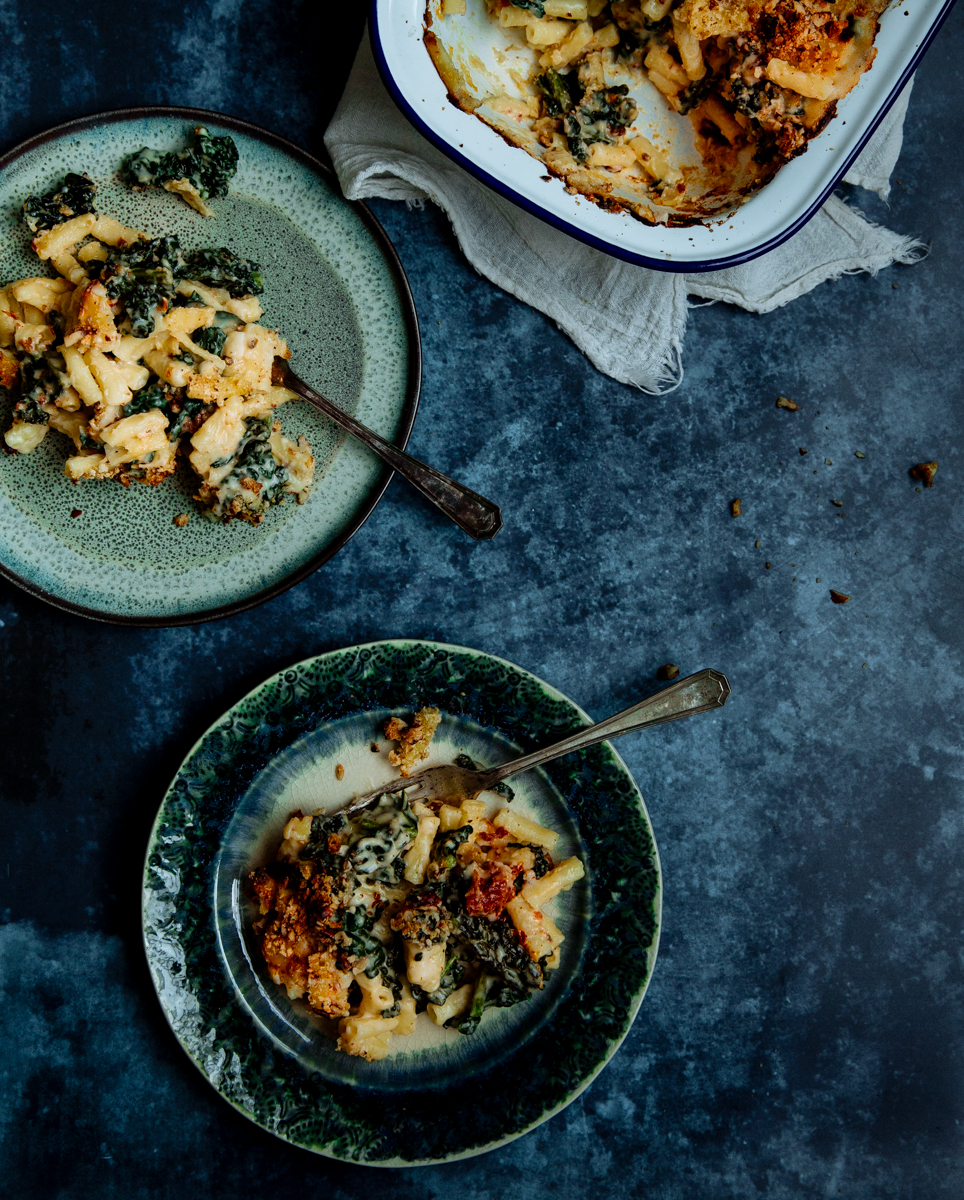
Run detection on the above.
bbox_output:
[142,640,661,1165]
[0,108,420,625]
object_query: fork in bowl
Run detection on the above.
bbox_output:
[340,667,730,819]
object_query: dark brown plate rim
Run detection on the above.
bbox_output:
[0,104,422,628]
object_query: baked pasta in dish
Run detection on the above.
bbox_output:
[426,0,889,222]
[249,722,585,1061]
[2,172,314,524]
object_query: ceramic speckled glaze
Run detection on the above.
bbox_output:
[0,108,420,625]
[142,640,661,1165]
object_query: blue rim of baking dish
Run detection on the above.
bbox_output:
[369,0,958,273]
[0,105,422,628]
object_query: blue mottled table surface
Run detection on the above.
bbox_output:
[1,4,962,1198]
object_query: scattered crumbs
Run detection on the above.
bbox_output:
[755,539,761,548]
[816,577,822,582]
[792,576,797,581]
[765,562,771,569]
[825,458,833,466]
[814,470,818,474]
[893,283,899,289]
[70,508,82,518]
[790,563,796,567]
[855,451,865,459]
[799,447,808,456]
[437,320,442,325]
[173,512,190,527]
[830,590,851,604]
[731,498,742,517]
[776,395,798,411]
[910,461,938,487]
[370,742,379,753]
[832,499,843,507]
[862,663,867,668]
[541,174,551,181]
[657,663,680,681]
[335,763,345,781]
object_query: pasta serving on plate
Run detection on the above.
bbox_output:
[1,165,314,524]
[249,709,586,1061]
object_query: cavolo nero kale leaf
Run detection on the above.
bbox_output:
[99,236,188,336]
[121,125,239,201]
[183,247,264,297]
[14,358,59,424]
[511,0,545,13]
[193,325,227,356]
[97,237,264,336]
[22,173,96,234]
[448,972,531,1036]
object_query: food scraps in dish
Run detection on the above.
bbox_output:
[248,714,585,1062]
[2,172,315,525]
[121,124,239,218]
[426,0,889,224]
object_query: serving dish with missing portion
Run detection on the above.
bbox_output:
[142,640,661,1165]
[0,108,420,625]
[371,0,956,269]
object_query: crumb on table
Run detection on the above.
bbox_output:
[384,707,441,776]
[335,763,344,781]
[657,663,679,681]
[730,498,742,517]
[776,396,799,411]
[830,590,851,604]
[173,513,190,527]
[910,461,938,487]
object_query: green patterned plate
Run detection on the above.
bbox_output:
[0,108,419,625]
[142,640,662,1165]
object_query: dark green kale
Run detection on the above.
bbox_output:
[432,825,473,873]
[123,381,209,441]
[411,952,467,1011]
[511,0,545,13]
[193,325,227,356]
[301,813,350,868]
[507,842,553,879]
[183,247,264,297]
[22,173,96,234]
[100,236,188,336]
[459,912,546,994]
[14,358,59,424]
[342,908,389,980]
[677,75,714,116]
[121,125,239,202]
[564,85,639,162]
[535,68,580,116]
[448,971,530,1036]
[453,753,515,801]
[203,418,291,521]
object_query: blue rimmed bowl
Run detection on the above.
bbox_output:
[142,640,662,1165]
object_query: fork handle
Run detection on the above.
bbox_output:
[277,364,502,541]
[482,669,731,787]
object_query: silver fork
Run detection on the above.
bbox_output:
[273,358,502,540]
[339,668,730,819]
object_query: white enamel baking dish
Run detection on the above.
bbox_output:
[370,0,957,270]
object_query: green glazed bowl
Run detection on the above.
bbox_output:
[142,640,662,1165]
[0,108,420,625]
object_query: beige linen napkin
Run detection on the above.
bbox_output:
[326,32,923,393]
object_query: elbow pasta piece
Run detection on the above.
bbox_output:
[33,213,97,260]
[506,895,557,961]
[493,808,559,850]
[521,856,585,909]
[404,938,447,992]
[404,811,440,884]
[428,983,474,1026]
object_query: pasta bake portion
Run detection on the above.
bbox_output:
[249,723,585,1061]
[1,174,314,524]
[427,0,889,222]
